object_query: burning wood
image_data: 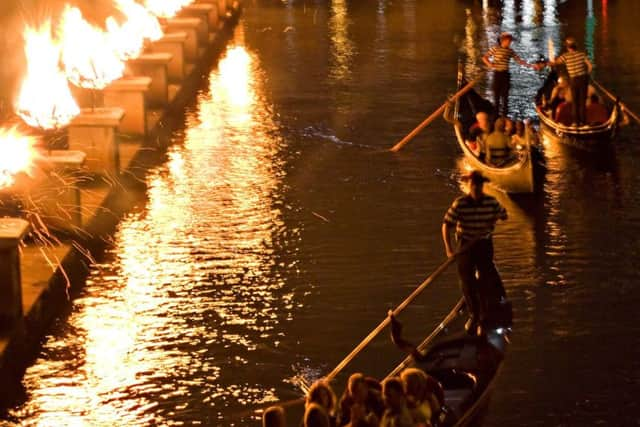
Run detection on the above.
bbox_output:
[15,21,80,130]
[59,6,125,90]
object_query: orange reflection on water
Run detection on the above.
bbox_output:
[14,29,289,425]
[329,0,354,82]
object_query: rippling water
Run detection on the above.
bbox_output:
[4,1,640,426]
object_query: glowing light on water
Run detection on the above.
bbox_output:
[15,21,80,130]
[329,0,354,82]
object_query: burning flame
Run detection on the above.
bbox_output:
[15,21,80,130]
[107,0,163,60]
[0,126,40,189]
[59,6,125,89]
[145,0,195,19]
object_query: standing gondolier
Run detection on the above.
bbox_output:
[550,36,593,125]
[482,32,540,117]
[442,171,508,335]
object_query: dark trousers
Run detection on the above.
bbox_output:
[456,238,506,325]
[492,71,510,117]
[570,74,589,124]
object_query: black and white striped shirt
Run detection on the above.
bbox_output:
[443,195,507,241]
[557,51,589,77]
[487,46,520,72]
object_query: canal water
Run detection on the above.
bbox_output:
[3,1,640,425]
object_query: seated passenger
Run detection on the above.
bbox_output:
[586,94,609,124]
[504,117,514,138]
[380,377,414,427]
[555,101,574,126]
[306,380,337,426]
[465,126,484,158]
[304,403,331,427]
[510,120,526,149]
[485,117,511,166]
[400,368,434,427]
[548,76,571,117]
[338,373,380,427]
[468,111,491,138]
[263,405,287,427]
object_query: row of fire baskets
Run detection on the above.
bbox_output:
[0,0,238,327]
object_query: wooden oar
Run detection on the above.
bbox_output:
[324,255,458,381]
[386,298,465,378]
[592,79,640,125]
[238,240,478,419]
[389,75,484,152]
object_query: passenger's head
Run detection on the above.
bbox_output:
[307,380,336,414]
[347,373,368,403]
[382,377,407,412]
[475,111,490,130]
[304,403,330,427]
[400,368,429,405]
[469,126,484,142]
[262,405,286,427]
[565,36,577,50]
[494,117,506,133]
[504,117,514,135]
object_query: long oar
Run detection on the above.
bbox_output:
[237,241,476,419]
[324,254,459,381]
[389,75,484,152]
[386,297,465,378]
[592,79,640,125]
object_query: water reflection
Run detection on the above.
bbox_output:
[328,0,354,83]
[10,27,295,425]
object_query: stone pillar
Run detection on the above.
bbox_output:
[150,32,188,83]
[26,150,86,233]
[103,77,152,135]
[67,107,125,176]
[217,0,228,21]
[0,218,30,329]
[162,18,202,62]
[181,4,218,38]
[127,53,173,107]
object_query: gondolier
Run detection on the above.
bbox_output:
[550,36,593,125]
[482,32,540,116]
[442,171,507,335]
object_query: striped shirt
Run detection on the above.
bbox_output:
[557,51,589,77]
[443,195,507,240]
[487,46,520,71]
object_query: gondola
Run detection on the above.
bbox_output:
[443,71,537,194]
[388,296,512,427]
[534,69,623,150]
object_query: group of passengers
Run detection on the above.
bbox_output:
[465,111,531,166]
[263,369,445,427]
[540,77,609,126]
[483,31,607,127]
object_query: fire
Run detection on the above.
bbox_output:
[107,0,163,60]
[59,6,125,89]
[144,0,195,19]
[0,126,40,189]
[15,21,80,130]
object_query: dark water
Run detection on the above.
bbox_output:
[3,0,640,426]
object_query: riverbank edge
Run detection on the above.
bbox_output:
[0,3,242,405]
